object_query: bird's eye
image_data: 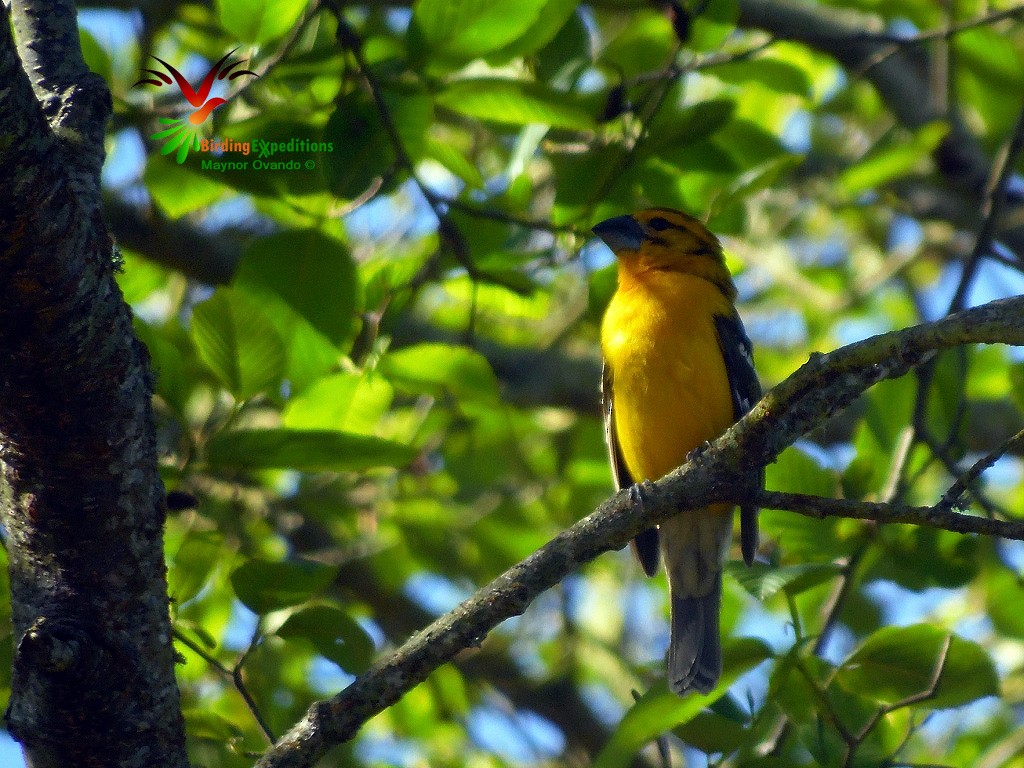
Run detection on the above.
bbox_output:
[648,217,674,231]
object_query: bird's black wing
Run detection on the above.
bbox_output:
[714,313,762,566]
[603,362,660,576]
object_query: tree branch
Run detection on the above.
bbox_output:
[9,0,111,216]
[757,491,1024,539]
[255,296,1024,768]
[104,193,247,285]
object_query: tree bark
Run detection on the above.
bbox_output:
[0,2,189,766]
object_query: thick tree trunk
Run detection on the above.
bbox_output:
[0,2,189,766]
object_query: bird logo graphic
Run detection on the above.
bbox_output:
[133,49,258,163]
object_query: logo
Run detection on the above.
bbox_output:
[134,49,258,163]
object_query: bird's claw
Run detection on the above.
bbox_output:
[686,440,712,463]
[628,479,657,510]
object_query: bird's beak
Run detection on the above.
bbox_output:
[592,215,645,252]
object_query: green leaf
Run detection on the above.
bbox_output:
[689,0,739,51]
[80,29,112,83]
[873,526,979,591]
[168,530,224,605]
[144,156,226,219]
[849,375,916,495]
[117,251,168,305]
[380,343,500,406]
[954,27,1024,91]
[321,86,431,193]
[593,639,772,768]
[536,8,589,84]
[986,566,1024,640]
[206,428,416,472]
[840,121,949,195]
[183,708,245,740]
[277,604,375,673]
[672,708,748,754]
[190,288,286,400]
[922,350,967,450]
[425,137,485,189]
[1011,362,1024,415]
[134,320,191,414]
[728,562,842,601]
[271,308,343,394]
[217,0,306,43]
[435,79,595,130]
[411,0,550,63]
[283,371,394,434]
[235,230,359,346]
[710,57,813,97]
[765,444,838,497]
[837,624,999,709]
[322,93,393,199]
[644,98,736,158]
[231,558,339,614]
[485,0,579,63]
[175,619,218,651]
[598,11,674,79]
[710,156,802,222]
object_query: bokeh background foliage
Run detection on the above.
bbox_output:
[30,0,1024,765]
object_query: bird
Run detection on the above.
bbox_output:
[595,207,762,695]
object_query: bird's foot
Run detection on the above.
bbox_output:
[686,440,713,463]
[628,479,658,510]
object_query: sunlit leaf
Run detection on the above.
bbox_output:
[283,371,394,434]
[144,156,226,218]
[168,530,224,605]
[190,287,286,400]
[380,343,501,406]
[411,0,550,63]
[840,121,949,195]
[217,0,306,43]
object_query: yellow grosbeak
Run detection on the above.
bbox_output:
[595,207,761,694]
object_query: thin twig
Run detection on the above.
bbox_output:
[757,491,1024,539]
[233,627,276,744]
[938,426,1024,511]
[792,657,855,744]
[847,6,1024,76]
[588,40,685,211]
[949,101,1024,312]
[846,635,952,767]
[921,423,1017,520]
[442,196,581,235]
[334,18,478,275]
[868,7,1024,50]
[173,627,276,744]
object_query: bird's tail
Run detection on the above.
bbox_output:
[667,570,722,695]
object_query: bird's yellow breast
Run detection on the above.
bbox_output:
[602,269,736,483]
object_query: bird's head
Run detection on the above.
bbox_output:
[592,208,735,298]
